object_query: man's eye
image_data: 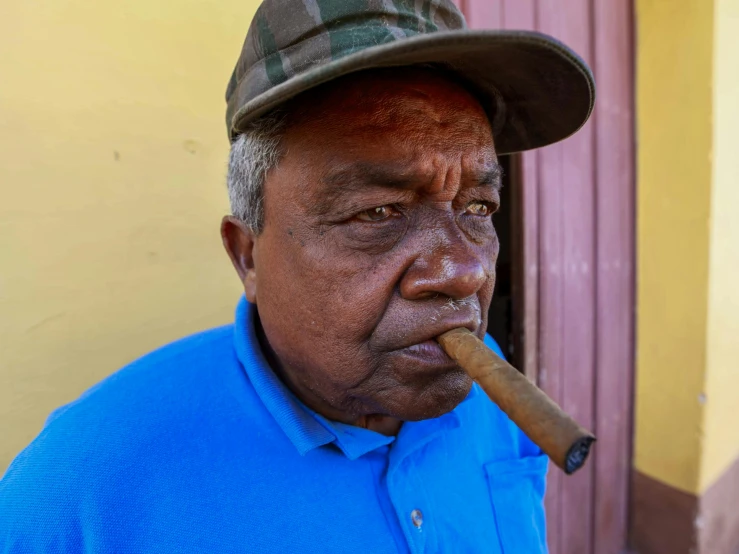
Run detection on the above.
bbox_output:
[356,205,396,222]
[465,201,494,216]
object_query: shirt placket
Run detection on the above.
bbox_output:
[386,456,433,554]
[384,418,457,554]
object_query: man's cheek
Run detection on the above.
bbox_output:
[305,257,398,331]
[323,285,389,342]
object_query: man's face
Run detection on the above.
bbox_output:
[235,69,500,422]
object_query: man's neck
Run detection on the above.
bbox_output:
[353,414,403,436]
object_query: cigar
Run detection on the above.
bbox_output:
[437,328,595,475]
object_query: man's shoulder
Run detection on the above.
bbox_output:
[1,324,261,498]
[0,324,279,548]
[44,324,241,428]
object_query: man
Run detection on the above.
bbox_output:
[0,1,593,552]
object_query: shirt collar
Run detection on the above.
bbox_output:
[232,296,475,460]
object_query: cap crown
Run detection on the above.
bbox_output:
[226,0,466,128]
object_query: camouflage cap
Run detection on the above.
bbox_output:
[226,0,595,155]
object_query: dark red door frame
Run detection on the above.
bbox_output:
[456,1,636,553]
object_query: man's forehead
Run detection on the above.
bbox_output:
[281,68,497,174]
[271,66,500,210]
[286,66,493,137]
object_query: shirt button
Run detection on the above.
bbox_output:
[410,509,423,529]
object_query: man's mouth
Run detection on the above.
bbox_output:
[400,339,453,365]
[388,315,481,355]
[373,296,484,361]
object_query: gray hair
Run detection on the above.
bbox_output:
[227,110,288,234]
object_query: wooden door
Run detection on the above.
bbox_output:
[456,1,636,553]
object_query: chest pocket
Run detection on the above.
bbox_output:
[485,455,549,554]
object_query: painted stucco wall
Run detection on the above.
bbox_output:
[635,0,739,495]
[634,0,714,494]
[701,0,739,492]
[0,0,255,473]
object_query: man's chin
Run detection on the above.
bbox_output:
[386,370,473,421]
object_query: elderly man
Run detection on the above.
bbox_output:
[0,1,593,552]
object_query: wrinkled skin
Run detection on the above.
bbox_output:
[222,68,501,435]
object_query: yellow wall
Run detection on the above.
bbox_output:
[636,0,739,495]
[0,0,256,472]
[634,0,715,494]
[701,0,739,492]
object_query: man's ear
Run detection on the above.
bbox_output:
[221,216,258,303]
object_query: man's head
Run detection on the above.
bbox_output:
[222,67,500,424]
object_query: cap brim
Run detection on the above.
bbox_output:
[229,30,595,155]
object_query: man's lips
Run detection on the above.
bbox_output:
[399,339,454,364]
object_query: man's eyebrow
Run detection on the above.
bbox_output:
[321,163,419,191]
[313,160,504,215]
[311,163,424,216]
[474,162,504,192]
[322,161,504,190]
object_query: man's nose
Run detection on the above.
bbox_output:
[399,229,490,301]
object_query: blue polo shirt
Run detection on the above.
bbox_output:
[0,297,548,553]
